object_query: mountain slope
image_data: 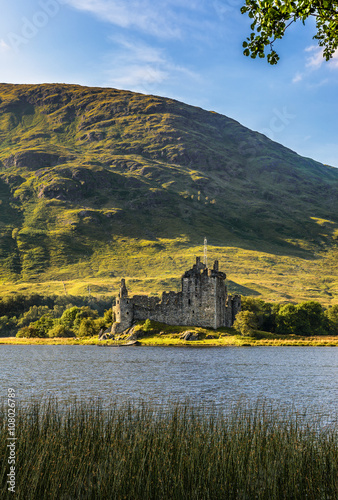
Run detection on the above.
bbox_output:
[0,83,337,302]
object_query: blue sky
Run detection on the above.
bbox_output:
[0,0,337,167]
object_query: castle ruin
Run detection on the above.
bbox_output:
[112,257,241,333]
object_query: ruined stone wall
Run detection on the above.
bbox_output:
[112,257,241,332]
[224,295,242,327]
[130,265,233,329]
[133,291,184,325]
[133,295,160,310]
[231,295,241,324]
[180,269,228,329]
[157,291,184,325]
[182,273,212,328]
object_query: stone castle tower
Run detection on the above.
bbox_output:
[114,279,133,332]
[112,257,241,333]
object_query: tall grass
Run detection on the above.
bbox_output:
[1,399,337,499]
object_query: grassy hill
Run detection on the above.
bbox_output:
[0,83,337,304]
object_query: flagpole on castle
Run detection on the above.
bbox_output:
[204,237,207,267]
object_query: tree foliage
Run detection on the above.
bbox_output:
[48,324,75,338]
[233,311,259,336]
[325,304,338,334]
[0,292,113,338]
[275,301,326,335]
[241,297,278,331]
[77,318,97,337]
[241,297,328,335]
[241,1,338,64]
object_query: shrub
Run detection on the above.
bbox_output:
[143,319,152,332]
[16,325,46,338]
[48,324,75,338]
[77,317,97,337]
[233,311,258,336]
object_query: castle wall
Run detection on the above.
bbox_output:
[181,273,222,328]
[112,257,241,332]
[133,292,184,325]
[224,295,242,327]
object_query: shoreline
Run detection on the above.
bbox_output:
[1,335,338,347]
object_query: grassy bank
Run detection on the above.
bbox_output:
[1,332,338,346]
[1,400,337,499]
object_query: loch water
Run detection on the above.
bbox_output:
[1,345,337,421]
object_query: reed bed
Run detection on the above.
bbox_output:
[1,399,337,499]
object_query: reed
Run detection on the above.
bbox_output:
[1,399,337,499]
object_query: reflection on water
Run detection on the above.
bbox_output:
[1,345,337,421]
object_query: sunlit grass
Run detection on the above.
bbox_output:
[1,332,338,346]
[0,242,337,305]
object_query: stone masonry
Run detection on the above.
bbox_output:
[112,257,241,333]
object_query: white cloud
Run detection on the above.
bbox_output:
[330,51,338,68]
[64,0,186,38]
[109,37,165,64]
[63,0,220,40]
[0,39,10,52]
[292,72,302,83]
[307,78,330,89]
[292,45,338,84]
[109,65,168,89]
[102,36,200,94]
[305,45,338,70]
[305,46,325,69]
[305,45,317,52]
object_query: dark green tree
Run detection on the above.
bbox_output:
[325,304,338,334]
[297,301,326,334]
[16,325,41,338]
[241,297,277,332]
[276,303,300,334]
[241,1,338,64]
[276,301,326,335]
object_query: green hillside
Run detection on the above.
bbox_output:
[0,83,337,303]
